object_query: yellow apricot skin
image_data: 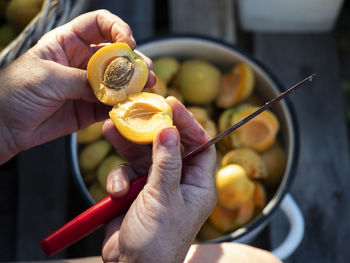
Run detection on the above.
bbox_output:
[176,59,221,105]
[79,139,111,172]
[89,182,108,202]
[216,62,255,108]
[153,57,180,84]
[87,43,148,106]
[97,155,127,189]
[253,182,267,214]
[231,104,279,152]
[209,200,254,233]
[215,164,255,209]
[261,143,287,188]
[109,92,173,144]
[221,148,267,179]
[77,121,104,144]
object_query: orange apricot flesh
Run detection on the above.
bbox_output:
[87,43,148,106]
[109,92,173,144]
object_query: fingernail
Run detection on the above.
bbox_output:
[159,127,178,147]
[112,179,124,193]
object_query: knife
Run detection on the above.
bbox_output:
[40,73,315,256]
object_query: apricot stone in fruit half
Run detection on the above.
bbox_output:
[77,121,104,144]
[216,62,255,108]
[97,155,127,189]
[230,104,279,152]
[109,92,173,144]
[145,75,167,97]
[87,43,148,106]
[215,164,255,209]
[261,143,287,188]
[188,106,217,138]
[153,56,180,84]
[79,139,111,172]
[176,59,221,105]
[221,148,267,179]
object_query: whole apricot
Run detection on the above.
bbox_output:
[261,143,287,188]
[153,57,180,84]
[79,139,111,172]
[221,148,267,179]
[215,164,255,209]
[176,59,221,105]
[77,121,104,144]
[97,155,127,188]
[89,182,108,202]
[109,92,173,144]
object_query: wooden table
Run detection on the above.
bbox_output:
[1,0,349,262]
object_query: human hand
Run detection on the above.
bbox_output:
[185,243,282,263]
[0,10,155,164]
[101,97,217,263]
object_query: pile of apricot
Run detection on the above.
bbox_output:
[76,43,287,240]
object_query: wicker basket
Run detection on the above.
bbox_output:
[0,0,92,68]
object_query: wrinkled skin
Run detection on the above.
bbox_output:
[0,9,155,164]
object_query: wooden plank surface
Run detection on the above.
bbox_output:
[169,0,236,44]
[254,33,350,262]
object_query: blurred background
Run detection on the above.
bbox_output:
[0,0,349,262]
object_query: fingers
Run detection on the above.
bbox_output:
[103,119,152,174]
[166,96,216,190]
[102,216,123,262]
[166,96,210,149]
[106,164,138,198]
[134,50,156,88]
[68,10,136,49]
[147,127,182,195]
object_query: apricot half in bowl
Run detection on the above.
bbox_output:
[109,92,173,144]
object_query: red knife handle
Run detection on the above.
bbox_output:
[40,174,148,256]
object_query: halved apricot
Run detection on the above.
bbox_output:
[109,92,173,144]
[209,200,255,233]
[216,62,255,108]
[87,43,148,106]
[77,121,104,144]
[230,104,279,152]
[215,164,255,209]
[221,148,267,179]
[188,106,217,138]
[217,108,236,152]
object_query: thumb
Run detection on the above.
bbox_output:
[147,127,182,195]
[48,61,96,102]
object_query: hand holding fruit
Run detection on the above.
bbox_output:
[101,97,217,263]
[0,10,155,164]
